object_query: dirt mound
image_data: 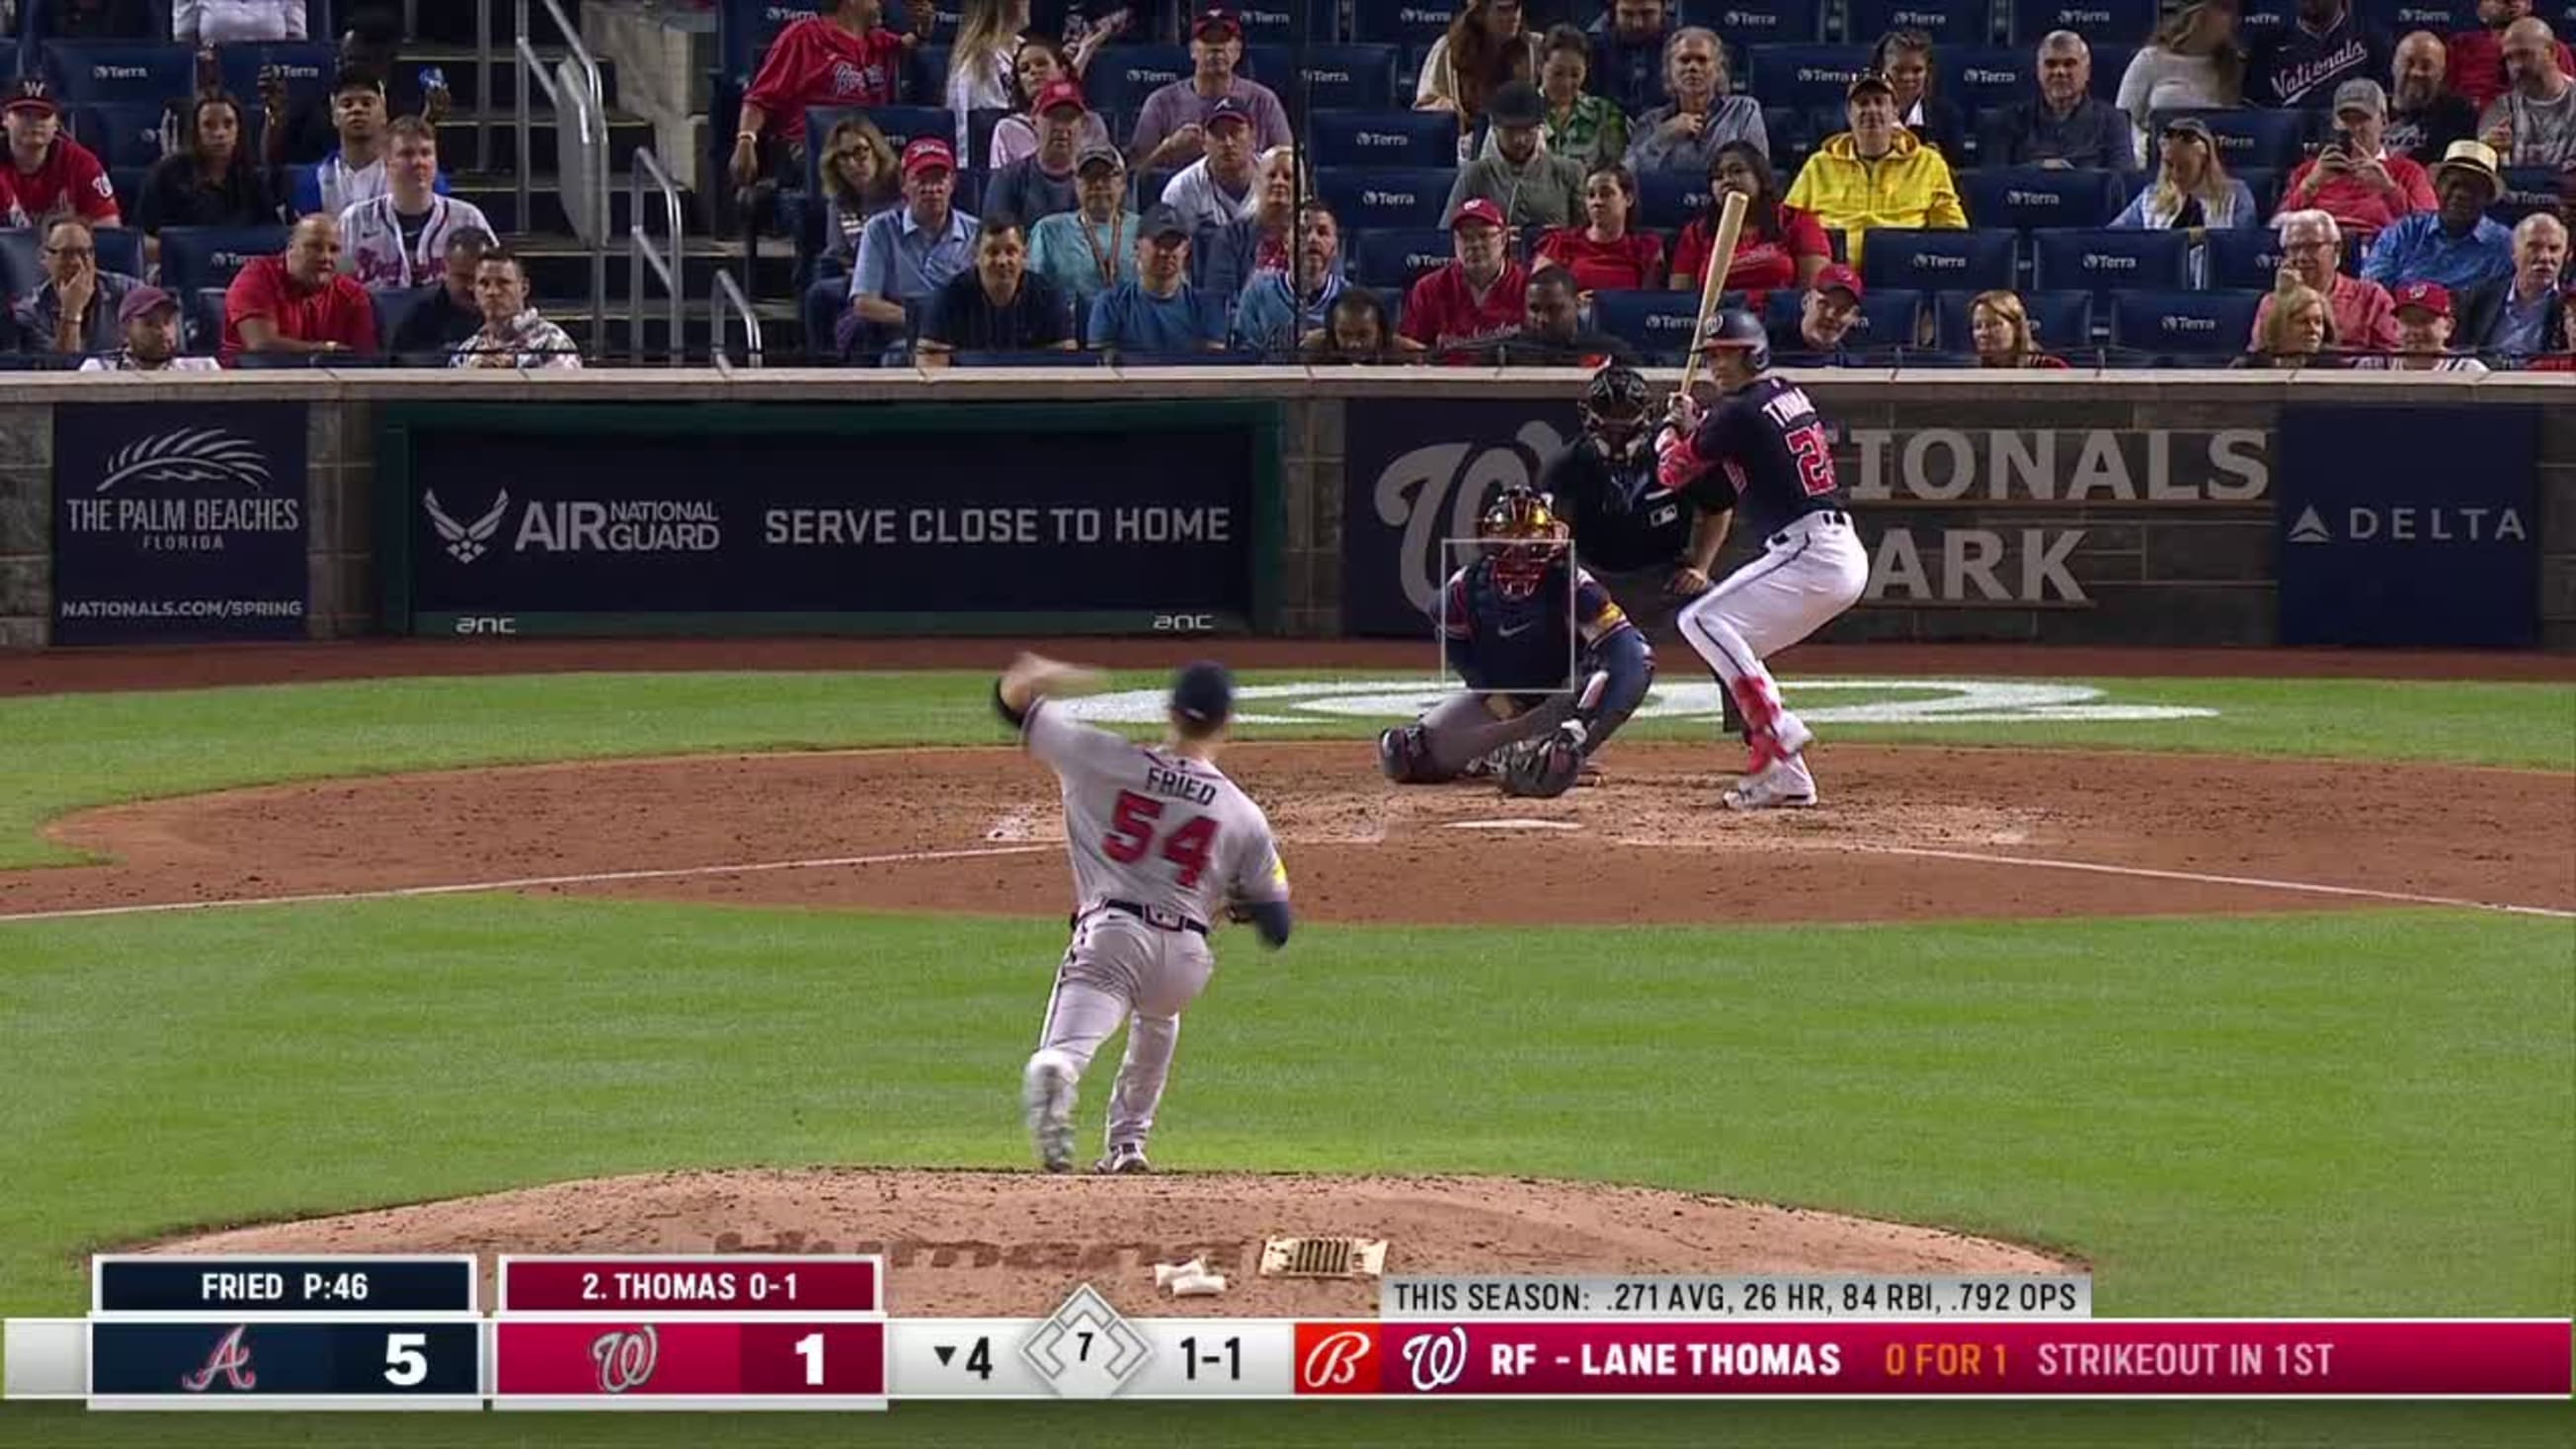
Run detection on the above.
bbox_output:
[146,1169,2074,1318]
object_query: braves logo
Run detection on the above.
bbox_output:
[1373,419,1568,614]
[1298,1329,1375,1391]
[1400,1327,1470,1393]
[179,1325,257,1392]
[591,1326,659,1394]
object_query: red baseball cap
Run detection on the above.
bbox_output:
[901,135,954,178]
[1033,78,1087,116]
[1192,5,1241,38]
[2,77,58,117]
[2391,281,2452,318]
[1451,197,1506,232]
[1812,263,1864,301]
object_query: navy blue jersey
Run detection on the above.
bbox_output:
[2247,12,2392,109]
[1537,438,1695,574]
[1655,374,1846,539]
[1440,556,1635,695]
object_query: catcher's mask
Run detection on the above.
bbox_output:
[1580,362,1654,460]
[1480,489,1569,601]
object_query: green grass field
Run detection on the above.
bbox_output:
[0,667,2569,1447]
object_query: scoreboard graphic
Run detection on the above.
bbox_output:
[4,1255,2568,1409]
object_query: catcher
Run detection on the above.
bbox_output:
[1377,490,1653,798]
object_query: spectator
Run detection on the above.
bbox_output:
[2449,0,2575,114]
[841,136,978,363]
[1158,97,1259,233]
[1132,7,1292,171]
[1300,287,1411,364]
[2479,18,2576,166]
[451,249,580,370]
[1968,288,2072,367]
[1533,162,1663,291]
[2389,32,2482,163]
[1417,0,1544,133]
[1230,202,1347,358]
[291,70,454,217]
[2362,139,2514,290]
[13,218,137,356]
[2279,80,2435,245]
[1466,268,1637,365]
[174,0,303,46]
[1402,197,1530,360]
[1671,142,1828,307]
[1087,204,1228,355]
[1196,145,1303,302]
[2240,273,2339,364]
[1625,28,1767,173]
[946,0,1030,151]
[1504,24,1627,172]
[1871,29,1968,162]
[990,34,1113,168]
[387,226,497,362]
[1589,0,1672,117]
[78,285,219,372]
[985,79,1090,224]
[221,213,376,362]
[2118,0,2243,159]
[2262,207,2401,349]
[1980,32,2138,171]
[1787,73,1966,267]
[339,118,492,292]
[2351,280,2489,369]
[268,10,444,168]
[1,81,120,228]
[2528,280,2576,367]
[1028,143,1140,311]
[917,213,1075,365]
[816,117,903,282]
[133,90,281,264]
[1766,264,1867,361]
[1446,81,1586,230]
[2249,0,2393,109]
[2114,116,2260,229]
[46,0,159,38]
[731,0,926,191]
[2455,210,2569,356]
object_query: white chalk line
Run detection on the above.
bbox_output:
[0,845,1052,926]
[1852,843,2576,920]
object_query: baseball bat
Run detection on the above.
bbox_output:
[1676,189,1752,398]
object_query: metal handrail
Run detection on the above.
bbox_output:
[711,272,764,373]
[516,0,608,358]
[629,147,685,365]
[473,0,491,172]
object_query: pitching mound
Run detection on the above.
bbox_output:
[146,1169,2075,1317]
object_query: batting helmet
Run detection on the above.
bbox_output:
[1694,307,1771,372]
[1478,489,1570,601]
[1580,363,1655,461]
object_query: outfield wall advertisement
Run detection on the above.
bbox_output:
[374,403,1285,637]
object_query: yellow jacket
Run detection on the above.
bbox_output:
[1783,128,1968,269]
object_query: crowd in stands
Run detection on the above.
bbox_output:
[738,0,2569,370]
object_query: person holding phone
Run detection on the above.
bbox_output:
[2279,79,2435,247]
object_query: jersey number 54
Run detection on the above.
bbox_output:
[1101,790,1220,887]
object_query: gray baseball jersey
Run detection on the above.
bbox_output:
[1024,699,1289,926]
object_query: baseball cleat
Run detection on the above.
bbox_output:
[1022,1051,1079,1173]
[1724,758,1818,811]
[1094,1142,1153,1174]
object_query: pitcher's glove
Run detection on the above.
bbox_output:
[1223,897,1258,925]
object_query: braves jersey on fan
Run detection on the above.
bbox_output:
[1538,440,1693,573]
[1658,375,1846,538]
[1023,700,1288,926]
[1441,556,1635,695]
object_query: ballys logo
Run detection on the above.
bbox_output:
[1374,419,1568,613]
[592,1326,659,1394]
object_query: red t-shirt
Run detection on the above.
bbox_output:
[222,255,380,362]
[2531,356,2576,372]
[5,135,118,226]
[746,18,906,142]
[1532,228,1665,292]
[1672,205,1829,309]
[2280,152,2435,241]
[2447,29,2576,113]
[1401,260,1530,361]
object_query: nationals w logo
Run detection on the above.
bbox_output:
[1370,419,1568,614]
[179,1325,257,1392]
[591,1326,659,1394]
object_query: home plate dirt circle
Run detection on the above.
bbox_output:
[145,1169,2075,1318]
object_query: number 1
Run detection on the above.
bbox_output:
[795,1331,824,1387]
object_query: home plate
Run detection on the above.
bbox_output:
[1446,818,1583,832]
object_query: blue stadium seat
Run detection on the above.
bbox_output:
[2363,0,2478,35]
[0,42,15,83]
[1085,45,1189,117]
[2154,107,2308,172]
[1637,170,1712,231]
[966,107,1008,168]
[1315,166,1455,231]
[1351,2,1457,46]
[1352,227,1456,286]
[2231,165,2279,212]
[2088,44,2134,102]
[2011,0,2157,42]
[1592,288,1705,359]
[1308,110,1457,168]
[722,0,819,80]
[1263,43,1400,112]
[1746,44,1872,113]
[883,3,958,41]
[1231,2,1297,41]
[1846,0,1992,46]
[1687,0,1824,43]
[1961,165,2126,229]
[2204,224,2291,291]
[158,226,291,295]
[1861,227,2018,292]
[216,42,337,115]
[43,42,193,106]
[71,105,167,170]
[910,43,949,104]
[2032,227,2192,300]
[2235,0,2299,42]
[1935,288,2095,351]
[2111,288,2263,357]
[372,285,433,357]
[1944,45,2034,122]
[2493,167,2570,228]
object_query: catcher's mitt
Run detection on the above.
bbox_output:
[1498,729,1583,799]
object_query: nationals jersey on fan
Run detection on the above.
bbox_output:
[1441,556,1636,696]
[1659,375,1847,539]
[1023,699,1289,928]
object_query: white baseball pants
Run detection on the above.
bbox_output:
[1032,909,1214,1152]
[1676,513,1869,770]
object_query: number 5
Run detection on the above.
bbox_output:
[384,1332,427,1387]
